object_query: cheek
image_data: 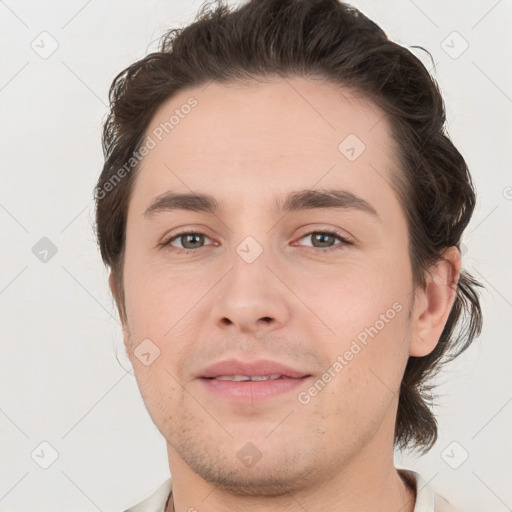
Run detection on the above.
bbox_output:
[300,260,412,400]
[123,254,207,337]
[307,302,410,445]
[122,259,212,397]
[304,258,409,337]
[130,359,185,437]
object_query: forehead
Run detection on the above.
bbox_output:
[130,77,400,217]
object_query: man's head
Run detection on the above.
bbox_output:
[95,0,483,487]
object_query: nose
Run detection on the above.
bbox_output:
[209,250,292,335]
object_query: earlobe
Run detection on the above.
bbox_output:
[409,246,461,357]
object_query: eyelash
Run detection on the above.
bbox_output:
[161,228,353,254]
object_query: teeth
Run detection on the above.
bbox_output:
[214,375,282,381]
[215,375,251,381]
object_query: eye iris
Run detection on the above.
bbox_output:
[313,233,335,248]
[182,233,204,249]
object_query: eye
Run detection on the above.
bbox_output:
[162,228,352,254]
[163,230,215,252]
[295,229,352,252]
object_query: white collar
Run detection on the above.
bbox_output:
[123,477,172,512]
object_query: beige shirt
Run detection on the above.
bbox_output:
[124,469,457,512]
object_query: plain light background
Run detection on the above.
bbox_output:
[0,0,511,510]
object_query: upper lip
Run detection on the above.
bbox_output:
[197,358,310,379]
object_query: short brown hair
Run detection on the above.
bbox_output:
[95,0,483,453]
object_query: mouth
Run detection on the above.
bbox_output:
[195,358,312,403]
[203,375,290,381]
[198,373,312,403]
[197,358,310,380]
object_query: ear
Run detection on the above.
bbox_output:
[108,272,132,360]
[409,246,461,357]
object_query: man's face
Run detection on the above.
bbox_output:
[119,77,417,492]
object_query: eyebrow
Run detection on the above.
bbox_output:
[143,188,379,221]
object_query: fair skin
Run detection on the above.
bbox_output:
[110,77,460,512]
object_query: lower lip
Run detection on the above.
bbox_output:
[198,376,310,403]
